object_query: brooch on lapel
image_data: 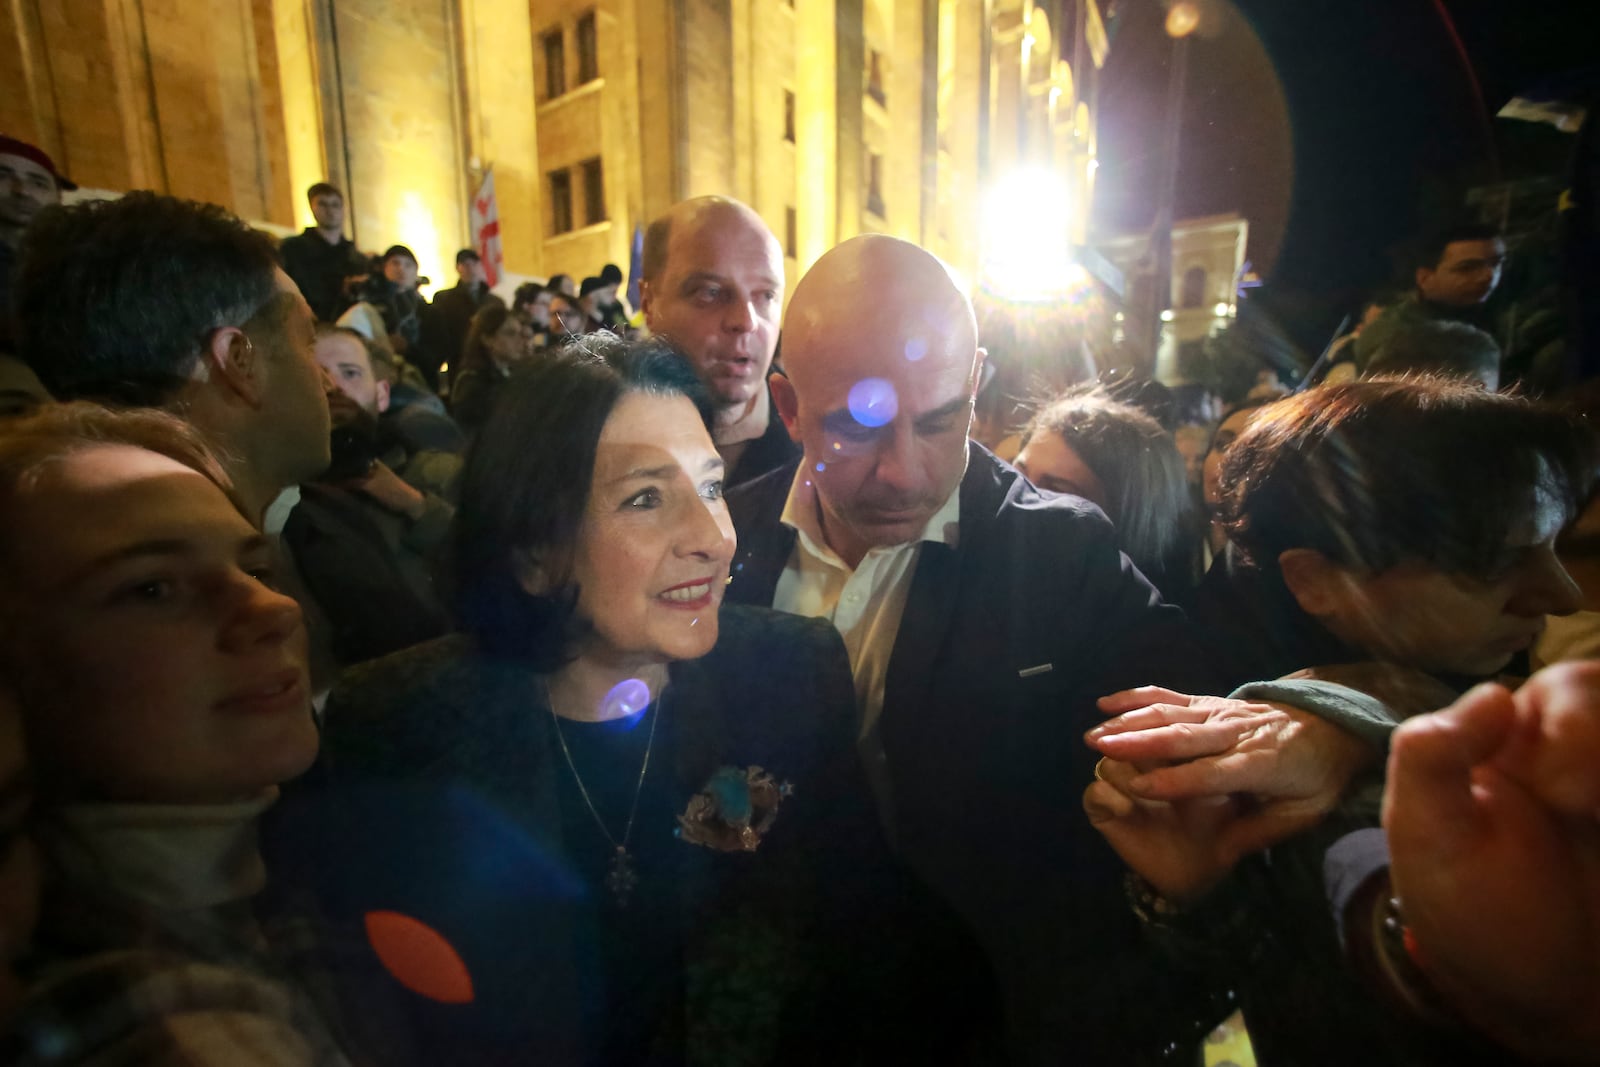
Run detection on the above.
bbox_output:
[675,766,793,852]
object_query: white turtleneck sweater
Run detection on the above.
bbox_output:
[10,790,354,1067]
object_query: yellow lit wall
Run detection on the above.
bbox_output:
[794,0,838,270]
[326,0,466,297]
[2,0,1092,309]
[271,0,328,231]
[460,0,542,279]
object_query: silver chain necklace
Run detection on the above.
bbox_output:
[544,682,662,907]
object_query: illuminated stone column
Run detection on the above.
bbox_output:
[938,0,984,279]
[793,0,836,269]
[632,0,680,221]
[886,0,926,241]
[0,0,166,193]
[2,0,297,224]
[0,0,66,164]
[271,0,329,230]
[729,0,754,201]
[834,0,864,241]
[459,0,541,277]
[321,0,467,294]
[679,0,735,199]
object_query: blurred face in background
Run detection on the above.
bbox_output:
[0,152,59,234]
[1014,430,1109,512]
[384,253,419,292]
[314,330,389,417]
[489,315,534,368]
[1417,238,1505,308]
[527,290,554,329]
[551,295,586,337]
[309,192,344,233]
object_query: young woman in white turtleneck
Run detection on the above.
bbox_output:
[0,405,350,1066]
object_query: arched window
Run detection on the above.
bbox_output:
[1180,266,1207,309]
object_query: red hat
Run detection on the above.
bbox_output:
[0,135,77,191]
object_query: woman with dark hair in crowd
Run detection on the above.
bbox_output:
[447,303,534,433]
[1200,396,1274,557]
[1191,378,1592,686]
[1089,377,1597,1066]
[0,404,355,1065]
[280,334,957,1065]
[1013,389,1198,601]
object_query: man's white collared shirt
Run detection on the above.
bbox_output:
[772,467,961,741]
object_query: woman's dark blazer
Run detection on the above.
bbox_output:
[268,603,926,1066]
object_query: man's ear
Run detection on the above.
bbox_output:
[1278,548,1347,617]
[769,370,801,441]
[1414,266,1434,294]
[638,279,657,328]
[205,326,265,408]
[375,379,392,414]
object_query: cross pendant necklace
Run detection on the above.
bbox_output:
[547,684,661,908]
[606,845,639,900]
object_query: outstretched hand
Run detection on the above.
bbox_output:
[1384,662,1600,1063]
[1082,686,1378,897]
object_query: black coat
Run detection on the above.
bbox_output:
[726,444,1230,1065]
[423,281,493,389]
[269,606,960,1066]
[281,484,452,667]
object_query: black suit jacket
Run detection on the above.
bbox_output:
[727,444,1227,1065]
[423,281,492,388]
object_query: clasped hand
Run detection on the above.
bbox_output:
[1081,686,1376,902]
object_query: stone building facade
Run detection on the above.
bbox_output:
[3,0,1109,295]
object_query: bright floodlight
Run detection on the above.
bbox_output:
[978,167,1079,304]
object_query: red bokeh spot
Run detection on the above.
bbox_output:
[363,910,475,1004]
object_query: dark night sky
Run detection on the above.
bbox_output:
[1092,0,1594,345]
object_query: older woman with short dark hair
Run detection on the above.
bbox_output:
[279,334,954,1065]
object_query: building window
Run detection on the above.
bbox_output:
[581,157,607,225]
[576,12,599,84]
[867,152,885,218]
[866,49,887,107]
[783,89,796,143]
[542,29,566,100]
[549,168,573,234]
[785,206,797,259]
[1181,266,1207,309]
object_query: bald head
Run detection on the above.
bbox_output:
[640,197,784,422]
[783,234,977,388]
[771,235,984,567]
[643,198,776,281]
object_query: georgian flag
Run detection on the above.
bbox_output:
[471,168,503,288]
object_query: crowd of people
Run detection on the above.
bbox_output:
[0,128,1597,1067]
